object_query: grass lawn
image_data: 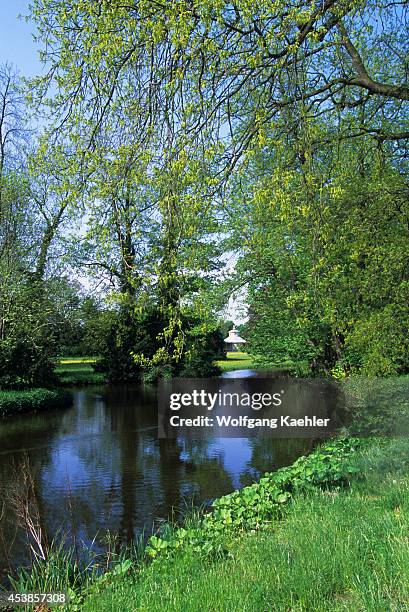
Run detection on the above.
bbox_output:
[82,438,409,611]
[215,351,256,372]
[56,353,257,381]
[54,357,105,386]
[215,352,295,374]
[58,357,97,364]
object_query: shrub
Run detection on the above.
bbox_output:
[96,304,226,383]
[94,307,162,383]
[178,327,225,378]
[0,388,72,417]
[345,301,409,376]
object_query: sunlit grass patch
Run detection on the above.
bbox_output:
[215,351,256,371]
[54,357,104,386]
[58,357,97,365]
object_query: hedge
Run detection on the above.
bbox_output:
[0,388,73,417]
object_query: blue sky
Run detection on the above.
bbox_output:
[0,0,41,76]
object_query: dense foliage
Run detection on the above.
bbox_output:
[95,305,225,382]
[0,388,72,417]
[0,0,407,383]
[24,0,407,379]
[235,136,409,375]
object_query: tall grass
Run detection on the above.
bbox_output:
[8,539,93,596]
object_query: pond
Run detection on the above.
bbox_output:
[0,370,319,581]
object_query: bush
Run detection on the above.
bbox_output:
[0,340,58,390]
[0,280,58,389]
[345,301,409,376]
[178,327,225,378]
[95,304,226,383]
[0,388,72,417]
[94,307,162,382]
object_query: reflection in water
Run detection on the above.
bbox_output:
[0,371,317,579]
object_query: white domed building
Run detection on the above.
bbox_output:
[223,327,246,352]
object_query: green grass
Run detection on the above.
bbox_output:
[96,484,409,612]
[58,357,97,365]
[0,388,72,417]
[54,357,105,386]
[55,352,284,381]
[81,438,409,612]
[215,352,293,374]
[215,352,256,372]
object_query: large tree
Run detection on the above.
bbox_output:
[29,1,408,155]
[0,66,77,387]
[228,112,408,375]
[27,1,408,377]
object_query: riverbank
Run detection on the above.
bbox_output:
[3,376,408,609]
[7,434,409,610]
[0,353,262,419]
[0,388,72,418]
[80,436,409,611]
[55,353,259,385]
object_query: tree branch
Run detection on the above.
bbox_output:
[338,22,409,101]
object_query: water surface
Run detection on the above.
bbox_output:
[0,370,315,579]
